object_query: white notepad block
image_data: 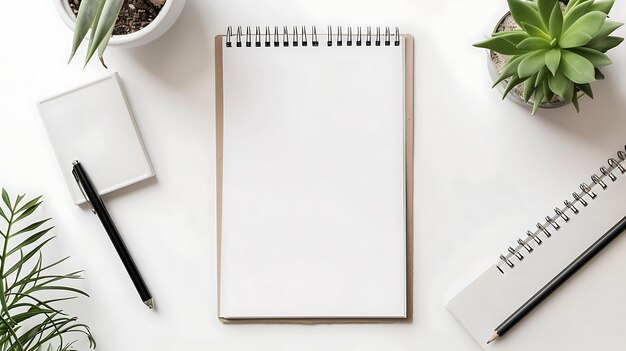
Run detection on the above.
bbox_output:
[39,73,154,205]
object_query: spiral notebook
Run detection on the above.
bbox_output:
[448,146,626,350]
[215,26,414,322]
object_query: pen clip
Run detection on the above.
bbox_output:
[72,161,96,215]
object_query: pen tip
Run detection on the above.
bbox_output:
[144,298,154,309]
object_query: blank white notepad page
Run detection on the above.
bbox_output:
[220,36,407,318]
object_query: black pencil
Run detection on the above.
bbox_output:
[487,215,626,344]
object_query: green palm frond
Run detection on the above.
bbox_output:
[0,189,95,351]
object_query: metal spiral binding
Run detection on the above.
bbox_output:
[496,145,626,274]
[225,26,402,48]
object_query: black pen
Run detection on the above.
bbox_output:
[487,215,626,344]
[72,160,154,309]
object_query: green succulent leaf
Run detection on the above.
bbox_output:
[537,0,558,27]
[474,35,528,55]
[493,54,528,87]
[595,68,605,80]
[586,36,624,52]
[560,11,607,48]
[565,0,583,13]
[572,88,581,112]
[520,22,551,40]
[548,71,575,100]
[508,0,547,32]
[560,49,596,83]
[548,2,564,38]
[563,0,594,30]
[518,50,547,78]
[590,0,615,14]
[587,20,624,44]
[535,67,549,87]
[570,47,613,66]
[577,82,594,98]
[85,0,124,66]
[517,37,551,50]
[503,76,529,99]
[532,84,546,115]
[524,73,538,102]
[545,48,562,75]
[545,82,555,101]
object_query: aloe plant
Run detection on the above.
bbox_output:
[68,0,124,68]
[0,189,95,350]
[474,0,623,114]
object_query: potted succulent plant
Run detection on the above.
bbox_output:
[54,0,186,67]
[474,0,623,114]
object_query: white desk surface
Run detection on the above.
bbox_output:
[1,0,625,349]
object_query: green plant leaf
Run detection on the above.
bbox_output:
[14,194,24,209]
[497,30,532,45]
[2,189,11,211]
[532,84,546,115]
[3,238,55,279]
[493,54,528,87]
[12,219,50,237]
[595,67,605,80]
[590,0,615,14]
[548,71,575,99]
[560,49,596,83]
[520,22,551,40]
[563,0,594,30]
[577,82,594,98]
[537,0,558,27]
[508,0,547,31]
[545,81,555,101]
[524,73,538,102]
[14,202,41,222]
[518,50,547,78]
[502,76,529,99]
[548,2,564,38]
[474,35,527,55]
[572,87,581,112]
[545,48,562,75]
[98,24,115,68]
[587,20,624,44]
[6,228,53,257]
[85,0,124,66]
[517,37,551,50]
[586,36,624,52]
[15,196,41,215]
[69,0,105,63]
[560,11,607,48]
[565,0,583,13]
[535,67,549,87]
[0,191,94,350]
[570,47,613,66]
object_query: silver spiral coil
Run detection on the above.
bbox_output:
[225,26,401,48]
[496,145,626,274]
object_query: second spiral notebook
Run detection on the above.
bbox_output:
[215,26,414,322]
[448,146,626,350]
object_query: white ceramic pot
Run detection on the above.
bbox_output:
[53,0,186,48]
